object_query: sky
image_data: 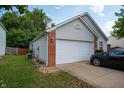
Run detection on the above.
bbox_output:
[28,5,122,37]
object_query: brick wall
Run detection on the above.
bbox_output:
[48,31,56,67]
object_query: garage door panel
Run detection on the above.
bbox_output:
[56,40,94,64]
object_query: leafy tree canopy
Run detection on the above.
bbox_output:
[0,6,49,48]
[111,6,124,38]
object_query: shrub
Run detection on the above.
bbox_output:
[95,49,104,54]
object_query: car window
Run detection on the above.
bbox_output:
[109,50,124,56]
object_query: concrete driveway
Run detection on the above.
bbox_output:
[57,61,124,88]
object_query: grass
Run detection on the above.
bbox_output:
[0,55,93,88]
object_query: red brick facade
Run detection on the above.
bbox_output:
[94,36,97,53]
[48,31,56,67]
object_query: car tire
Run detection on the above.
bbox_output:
[92,58,101,66]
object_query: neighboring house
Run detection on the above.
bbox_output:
[0,22,7,56]
[107,36,124,49]
[30,12,107,67]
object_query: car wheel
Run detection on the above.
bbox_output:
[92,58,101,66]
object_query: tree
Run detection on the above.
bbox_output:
[7,28,32,48]
[0,12,20,30]
[0,8,48,48]
[20,8,46,31]
[0,5,28,14]
[111,6,124,38]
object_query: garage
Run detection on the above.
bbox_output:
[56,39,94,64]
[30,12,107,67]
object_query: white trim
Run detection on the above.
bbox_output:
[46,34,48,66]
[83,12,107,40]
[56,38,93,42]
[0,22,8,32]
[46,12,88,32]
[47,16,80,32]
[79,17,99,38]
[30,32,47,44]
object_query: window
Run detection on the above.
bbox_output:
[99,42,103,50]
[109,50,124,56]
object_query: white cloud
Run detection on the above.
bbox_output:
[46,13,51,17]
[90,5,105,16]
[55,6,61,10]
[55,5,64,10]
[102,20,115,36]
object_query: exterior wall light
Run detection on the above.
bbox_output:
[51,37,54,43]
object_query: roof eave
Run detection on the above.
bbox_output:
[0,22,8,32]
[46,13,88,32]
[85,13,108,41]
[30,31,48,44]
[79,17,99,38]
[30,12,108,45]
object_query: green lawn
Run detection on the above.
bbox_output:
[0,55,92,88]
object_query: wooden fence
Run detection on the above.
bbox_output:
[6,47,28,55]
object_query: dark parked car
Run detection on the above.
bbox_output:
[90,48,124,70]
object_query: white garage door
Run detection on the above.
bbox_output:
[56,39,94,64]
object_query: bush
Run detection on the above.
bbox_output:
[28,50,33,53]
[95,49,104,54]
[7,28,32,48]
